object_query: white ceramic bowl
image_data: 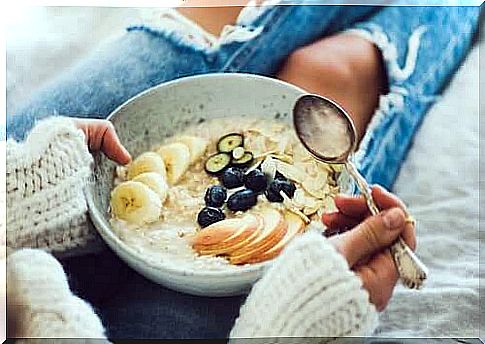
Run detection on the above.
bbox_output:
[85,73,348,297]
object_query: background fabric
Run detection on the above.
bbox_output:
[5,6,482,338]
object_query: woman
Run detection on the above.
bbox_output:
[6,2,479,339]
[7,117,415,340]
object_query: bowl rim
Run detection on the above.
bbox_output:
[86,72,308,278]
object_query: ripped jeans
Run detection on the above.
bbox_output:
[6,4,480,339]
[7,4,479,189]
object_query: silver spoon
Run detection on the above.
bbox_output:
[293,94,428,289]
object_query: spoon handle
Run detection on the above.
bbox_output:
[345,161,428,289]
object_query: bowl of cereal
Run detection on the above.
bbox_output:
[85,73,352,297]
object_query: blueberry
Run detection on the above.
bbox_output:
[227,189,258,212]
[197,207,226,228]
[204,185,227,208]
[244,169,268,193]
[265,179,296,203]
[274,171,288,181]
[221,167,245,189]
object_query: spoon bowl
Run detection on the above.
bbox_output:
[293,94,357,164]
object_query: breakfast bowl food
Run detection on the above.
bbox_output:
[85,73,353,297]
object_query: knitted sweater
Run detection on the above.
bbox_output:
[6,117,103,257]
[6,117,378,340]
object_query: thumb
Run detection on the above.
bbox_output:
[334,207,406,267]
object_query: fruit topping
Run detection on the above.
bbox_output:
[274,171,288,181]
[229,208,287,265]
[110,181,162,225]
[197,207,226,228]
[217,133,244,153]
[192,214,262,255]
[221,167,245,189]
[265,179,296,203]
[244,169,268,193]
[132,172,169,204]
[204,185,227,208]
[127,152,167,180]
[274,160,306,183]
[157,142,191,185]
[205,152,232,175]
[231,151,254,167]
[176,136,209,165]
[227,189,258,212]
[232,146,245,160]
[241,211,305,264]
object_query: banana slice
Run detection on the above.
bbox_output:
[127,152,167,180]
[157,143,191,185]
[132,172,168,204]
[110,181,162,225]
[176,136,209,165]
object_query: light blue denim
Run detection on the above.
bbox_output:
[6,4,480,340]
[6,4,479,189]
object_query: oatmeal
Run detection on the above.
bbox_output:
[109,117,341,270]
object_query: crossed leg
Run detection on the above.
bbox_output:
[178,5,386,141]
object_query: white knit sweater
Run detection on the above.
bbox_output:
[6,117,102,256]
[6,117,378,340]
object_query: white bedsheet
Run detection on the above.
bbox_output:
[6,7,482,339]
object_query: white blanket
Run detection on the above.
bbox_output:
[6,7,482,339]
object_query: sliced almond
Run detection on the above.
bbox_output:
[270,154,293,164]
[292,188,307,209]
[303,200,324,216]
[322,196,337,212]
[260,156,277,180]
[276,136,289,155]
[302,173,330,199]
[253,150,278,159]
[274,160,307,184]
[280,191,311,225]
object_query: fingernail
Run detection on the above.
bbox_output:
[382,208,404,229]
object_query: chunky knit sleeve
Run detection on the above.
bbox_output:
[7,249,109,342]
[229,231,379,341]
[6,117,102,256]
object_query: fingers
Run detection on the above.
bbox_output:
[74,119,131,165]
[322,212,361,231]
[334,207,406,267]
[100,123,132,165]
[333,194,370,218]
[333,185,407,217]
[371,185,407,211]
[355,250,398,312]
[401,219,417,251]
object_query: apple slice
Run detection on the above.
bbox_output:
[190,218,241,248]
[245,211,306,264]
[198,215,264,256]
[229,208,288,265]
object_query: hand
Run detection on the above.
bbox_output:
[73,118,132,165]
[322,185,416,311]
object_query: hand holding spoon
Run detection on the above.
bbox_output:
[293,94,428,289]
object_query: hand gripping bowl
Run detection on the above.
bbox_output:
[85,73,353,297]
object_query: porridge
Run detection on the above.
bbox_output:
[109,117,342,270]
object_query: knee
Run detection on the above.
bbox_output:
[278,41,354,88]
